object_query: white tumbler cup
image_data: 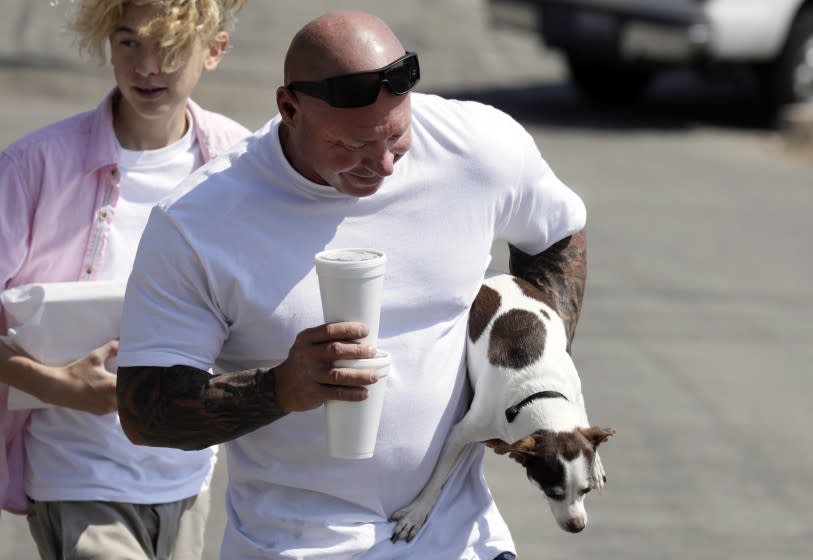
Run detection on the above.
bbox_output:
[325,350,391,459]
[313,248,387,344]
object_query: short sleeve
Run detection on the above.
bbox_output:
[495,127,586,255]
[117,206,228,370]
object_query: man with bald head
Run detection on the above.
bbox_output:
[278,12,414,198]
[116,10,586,559]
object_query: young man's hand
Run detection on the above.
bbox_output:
[43,340,119,415]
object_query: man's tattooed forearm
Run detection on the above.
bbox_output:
[508,229,587,352]
[117,364,288,450]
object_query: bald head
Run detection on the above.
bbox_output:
[284,11,406,83]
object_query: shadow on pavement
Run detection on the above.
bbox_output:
[0,54,75,70]
[432,69,775,132]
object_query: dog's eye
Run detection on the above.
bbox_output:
[544,489,565,501]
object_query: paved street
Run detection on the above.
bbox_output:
[2,1,812,559]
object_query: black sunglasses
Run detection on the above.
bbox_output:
[286,51,420,108]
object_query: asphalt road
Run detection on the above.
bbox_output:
[2,1,812,559]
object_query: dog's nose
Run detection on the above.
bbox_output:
[564,518,585,533]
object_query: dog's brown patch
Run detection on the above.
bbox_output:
[469,284,501,343]
[488,309,546,369]
[513,276,557,311]
[526,430,594,462]
[504,430,596,490]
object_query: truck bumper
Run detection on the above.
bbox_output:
[622,19,711,61]
[539,1,712,63]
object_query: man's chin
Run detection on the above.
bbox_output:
[339,178,383,197]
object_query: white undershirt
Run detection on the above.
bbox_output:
[99,115,202,281]
[25,114,216,504]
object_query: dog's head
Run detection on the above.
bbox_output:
[489,426,615,533]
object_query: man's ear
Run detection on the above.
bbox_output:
[277,86,299,125]
[203,31,229,72]
[579,427,616,449]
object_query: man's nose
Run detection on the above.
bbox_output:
[365,150,396,177]
[135,49,161,77]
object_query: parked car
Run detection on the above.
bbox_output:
[533,0,813,113]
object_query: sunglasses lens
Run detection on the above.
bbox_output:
[385,56,419,94]
[331,73,381,108]
[297,53,420,108]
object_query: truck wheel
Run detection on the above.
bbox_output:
[760,9,813,112]
[566,54,653,103]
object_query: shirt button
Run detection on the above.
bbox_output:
[86,266,93,274]
[100,210,108,220]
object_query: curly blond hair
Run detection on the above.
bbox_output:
[70,0,248,72]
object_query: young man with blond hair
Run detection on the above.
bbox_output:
[0,1,250,557]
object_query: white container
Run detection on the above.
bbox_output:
[1,281,125,409]
[313,248,387,344]
[325,350,391,459]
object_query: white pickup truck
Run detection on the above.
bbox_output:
[534,0,812,112]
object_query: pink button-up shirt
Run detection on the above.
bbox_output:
[0,89,250,513]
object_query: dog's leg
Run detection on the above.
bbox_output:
[389,418,481,543]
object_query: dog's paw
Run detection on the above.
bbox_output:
[389,500,432,543]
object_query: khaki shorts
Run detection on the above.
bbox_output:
[26,490,209,560]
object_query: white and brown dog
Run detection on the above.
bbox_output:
[390,272,615,542]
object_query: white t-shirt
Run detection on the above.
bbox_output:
[119,93,586,558]
[25,117,217,504]
[99,116,204,280]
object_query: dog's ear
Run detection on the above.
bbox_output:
[482,439,511,454]
[511,436,537,454]
[579,427,616,449]
[484,436,536,464]
[505,436,537,465]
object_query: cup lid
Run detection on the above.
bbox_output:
[334,349,391,372]
[314,248,387,272]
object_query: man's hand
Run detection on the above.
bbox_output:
[274,321,379,413]
[43,340,119,415]
[117,321,379,450]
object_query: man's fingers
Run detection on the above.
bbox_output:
[321,341,377,362]
[300,321,370,344]
[324,366,379,386]
[321,385,368,402]
[103,339,120,357]
[90,339,119,359]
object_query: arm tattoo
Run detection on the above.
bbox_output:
[508,229,587,353]
[117,364,288,450]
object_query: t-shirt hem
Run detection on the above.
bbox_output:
[25,479,210,504]
[116,350,211,371]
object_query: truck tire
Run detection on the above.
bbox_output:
[759,9,813,113]
[566,53,653,104]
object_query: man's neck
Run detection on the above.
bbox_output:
[113,96,189,151]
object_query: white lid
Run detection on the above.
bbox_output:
[314,248,387,278]
[333,349,391,374]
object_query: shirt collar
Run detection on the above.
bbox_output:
[82,87,121,176]
[83,88,210,174]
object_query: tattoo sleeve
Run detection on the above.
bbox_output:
[117,364,288,451]
[508,229,587,353]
